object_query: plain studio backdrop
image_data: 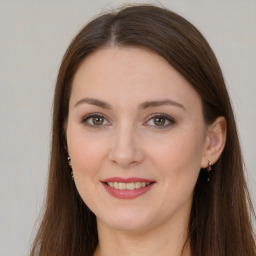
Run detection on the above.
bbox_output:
[0,0,255,255]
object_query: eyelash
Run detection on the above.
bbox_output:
[81,113,110,128]
[81,113,176,129]
[144,113,176,129]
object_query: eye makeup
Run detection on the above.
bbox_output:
[80,112,176,130]
[144,113,176,129]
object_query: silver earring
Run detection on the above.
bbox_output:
[67,156,74,180]
[67,156,72,167]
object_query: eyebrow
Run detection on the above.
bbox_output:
[74,97,186,111]
[74,98,112,109]
[139,99,186,110]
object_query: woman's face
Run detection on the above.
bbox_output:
[66,47,209,232]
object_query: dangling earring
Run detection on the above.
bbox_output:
[67,156,72,167]
[206,160,212,182]
[207,160,212,172]
[67,156,74,180]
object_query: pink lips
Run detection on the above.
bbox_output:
[101,177,156,199]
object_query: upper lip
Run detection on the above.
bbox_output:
[102,177,155,183]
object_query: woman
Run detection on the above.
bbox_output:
[30,4,256,256]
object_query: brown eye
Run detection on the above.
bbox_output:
[145,114,176,129]
[92,116,104,125]
[82,114,110,127]
[153,117,166,126]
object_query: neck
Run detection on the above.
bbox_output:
[94,213,191,256]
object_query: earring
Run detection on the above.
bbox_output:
[67,156,72,167]
[67,156,74,180]
[206,160,212,182]
[207,160,212,172]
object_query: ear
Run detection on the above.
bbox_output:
[201,116,227,168]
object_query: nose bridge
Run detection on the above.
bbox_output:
[108,121,144,168]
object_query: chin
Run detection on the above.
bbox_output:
[97,209,157,233]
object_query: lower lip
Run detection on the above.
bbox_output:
[102,182,155,199]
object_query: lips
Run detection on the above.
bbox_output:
[101,177,156,199]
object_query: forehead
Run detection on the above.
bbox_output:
[70,46,201,111]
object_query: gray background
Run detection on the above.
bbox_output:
[0,1,255,255]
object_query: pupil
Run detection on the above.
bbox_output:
[154,117,165,126]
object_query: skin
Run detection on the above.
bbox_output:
[66,47,226,256]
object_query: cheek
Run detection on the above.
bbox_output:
[152,130,203,167]
[148,127,205,192]
[144,132,204,219]
[67,132,109,207]
[66,125,110,183]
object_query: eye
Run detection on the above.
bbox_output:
[145,114,175,128]
[82,113,110,127]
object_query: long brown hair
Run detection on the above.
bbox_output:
[30,4,256,256]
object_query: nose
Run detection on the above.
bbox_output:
[108,125,145,169]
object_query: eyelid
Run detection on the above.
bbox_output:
[80,112,175,129]
[81,113,111,128]
[144,113,176,128]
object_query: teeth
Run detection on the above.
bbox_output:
[126,182,134,190]
[114,182,119,189]
[119,182,127,190]
[135,182,141,189]
[107,182,151,190]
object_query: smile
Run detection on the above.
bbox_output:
[101,177,156,199]
[106,181,151,190]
